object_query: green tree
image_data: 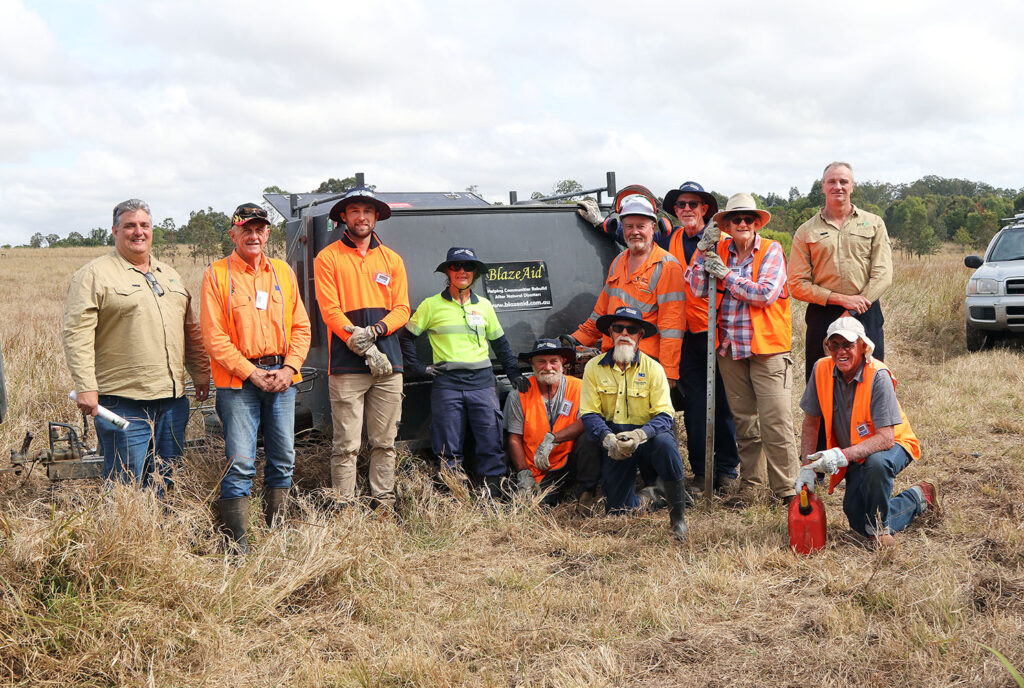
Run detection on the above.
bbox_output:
[891,197,938,258]
[965,209,999,249]
[29,232,43,248]
[310,177,372,194]
[552,179,584,201]
[88,227,109,246]
[45,233,59,247]
[806,179,825,206]
[952,226,972,249]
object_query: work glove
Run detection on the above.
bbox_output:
[576,198,604,227]
[807,448,848,476]
[533,432,556,472]
[615,428,648,458]
[702,252,731,280]
[602,433,627,461]
[516,468,536,496]
[794,465,818,493]
[558,334,581,350]
[510,375,531,393]
[343,325,376,355]
[364,344,393,378]
[424,362,449,378]
[695,220,721,253]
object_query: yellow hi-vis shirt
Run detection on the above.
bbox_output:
[580,349,674,427]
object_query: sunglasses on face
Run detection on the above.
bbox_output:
[447,262,475,272]
[610,323,641,335]
[826,339,856,353]
[675,200,702,209]
[729,214,759,226]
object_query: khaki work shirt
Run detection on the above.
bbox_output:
[788,205,893,306]
[63,251,209,400]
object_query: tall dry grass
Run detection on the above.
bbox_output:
[1,245,1022,687]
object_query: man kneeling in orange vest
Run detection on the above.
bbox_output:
[503,339,601,506]
[795,317,937,548]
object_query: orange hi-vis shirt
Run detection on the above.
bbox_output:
[200,251,311,389]
[314,232,410,375]
[519,375,582,481]
[815,357,921,494]
[572,245,685,379]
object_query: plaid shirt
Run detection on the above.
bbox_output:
[686,235,787,360]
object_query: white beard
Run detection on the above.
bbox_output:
[612,340,636,365]
[535,370,561,386]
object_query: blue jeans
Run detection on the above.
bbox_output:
[843,444,924,537]
[95,394,190,493]
[603,432,686,514]
[430,386,505,477]
[216,378,297,500]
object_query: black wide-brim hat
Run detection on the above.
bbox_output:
[595,306,657,338]
[328,187,392,223]
[434,246,487,274]
[517,338,576,364]
[662,181,719,224]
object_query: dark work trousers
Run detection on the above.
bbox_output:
[536,433,602,506]
[603,433,686,514]
[804,300,885,451]
[430,386,506,477]
[669,331,741,479]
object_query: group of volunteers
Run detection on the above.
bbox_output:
[60,161,938,551]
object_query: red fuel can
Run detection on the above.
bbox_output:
[788,486,826,554]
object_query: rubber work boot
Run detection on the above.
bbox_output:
[662,478,689,541]
[263,487,289,528]
[218,496,249,554]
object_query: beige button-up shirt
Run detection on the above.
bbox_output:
[788,205,893,306]
[63,251,209,400]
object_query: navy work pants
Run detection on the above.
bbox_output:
[603,433,685,514]
[431,386,506,477]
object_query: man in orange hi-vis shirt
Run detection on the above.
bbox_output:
[200,203,311,553]
[314,187,410,511]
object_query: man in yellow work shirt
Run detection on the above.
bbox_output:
[200,203,311,552]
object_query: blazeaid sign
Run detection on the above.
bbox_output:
[483,260,552,312]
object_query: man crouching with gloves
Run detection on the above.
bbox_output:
[579,306,689,539]
[795,317,938,547]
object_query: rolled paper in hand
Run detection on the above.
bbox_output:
[68,391,130,430]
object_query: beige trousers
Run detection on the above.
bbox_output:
[328,372,403,504]
[717,352,798,499]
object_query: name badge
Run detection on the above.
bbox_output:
[856,423,870,438]
[558,400,573,417]
[467,312,486,327]
[254,290,269,310]
[374,272,391,286]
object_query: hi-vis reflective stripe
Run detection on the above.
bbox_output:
[441,360,493,370]
[657,291,686,304]
[648,261,665,291]
[660,328,684,339]
[601,287,654,313]
[431,325,483,335]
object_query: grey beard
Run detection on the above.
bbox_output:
[535,370,561,386]
[612,341,636,365]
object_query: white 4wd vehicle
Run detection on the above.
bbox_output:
[964,213,1024,351]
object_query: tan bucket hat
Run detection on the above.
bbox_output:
[712,192,771,227]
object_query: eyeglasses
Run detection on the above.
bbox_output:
[826,339,856,353]
[729,214,759,226]
[610,323,641,335]
[447,262,475,272]
[144,271,164,297]
[674,200,702,209]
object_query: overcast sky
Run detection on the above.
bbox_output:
[2,0,1022,245]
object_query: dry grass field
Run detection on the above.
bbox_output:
[0,245,1022,687]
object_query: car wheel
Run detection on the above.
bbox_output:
[965,321,989,352]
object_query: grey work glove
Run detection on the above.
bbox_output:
[807,448,849,476]
[602,433,627,461]
[702,252,731,280]
[343,325,376,355]
[695,220,721,253]
[424,362,449,377]
[576,198,604,227]
[558,334,581,350]
[364,344,393,378]
[615,428,648,458]
[533,432,556,472]
[516,468,536,496]
[794,465,818,493]
[510,375,531,393]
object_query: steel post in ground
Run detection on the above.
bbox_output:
[704,274,716,509]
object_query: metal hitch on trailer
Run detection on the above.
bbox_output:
[6,422,103,480]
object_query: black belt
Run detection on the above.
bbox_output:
[248,355,284,366]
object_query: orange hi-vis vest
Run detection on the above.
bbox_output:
[519,375,582,482]
[714,237,792,354]
[814,357,921,494]
[208,256,301,389]
[668,229,710,334]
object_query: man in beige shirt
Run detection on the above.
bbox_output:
[789,161,893,382]
[63,198,209,492]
